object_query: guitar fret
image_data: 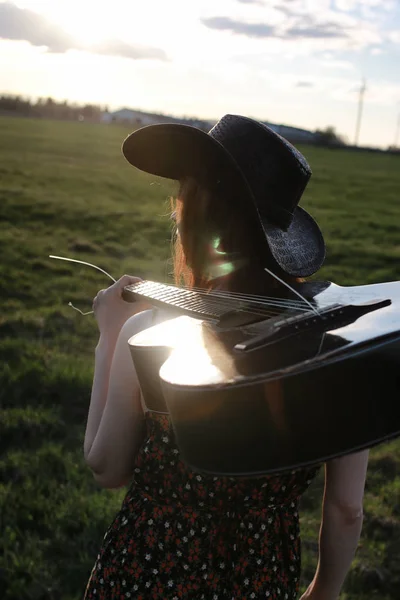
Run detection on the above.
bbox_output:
[161,290,191,303]
[184,298,206,310]
[164,293,193,306]
[127,281,227,318]
[190,301,219,313]
[162,291,211,311]
[157,292,180,303]
[171,299,191,308]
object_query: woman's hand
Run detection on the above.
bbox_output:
[92,274,151,341]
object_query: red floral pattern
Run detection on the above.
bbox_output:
[84,412,319,599]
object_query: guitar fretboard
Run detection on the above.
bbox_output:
[124,281,230,320]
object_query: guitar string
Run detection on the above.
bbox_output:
[132,281,313,312]
[158,278,318,312]
[127,285,315,322]
[181,285,311,311]
[143,294,297,319]
[128,283,307,317]
[50,254,310,314]
[49,255,325,320]
[263,265,320,316]
[50,254,313,312]
[49,255,117,282]
[159,279,311,308]
[49,255,320,321]
[131,292,285,321]
[132,282,314,317]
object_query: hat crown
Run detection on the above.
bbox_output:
[209,115,311,228]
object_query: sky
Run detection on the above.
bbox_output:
[1,0,400,148]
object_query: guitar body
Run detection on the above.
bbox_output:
[128,279,400,476]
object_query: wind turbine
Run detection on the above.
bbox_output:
[354,77,367,146]
[393,103,400,148]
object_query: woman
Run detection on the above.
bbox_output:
[83,115,369,599]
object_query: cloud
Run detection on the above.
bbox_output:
[296,81,314,87]
[317,57,355,70]
[286,21,347,39]
[273,2,302,18]
[202,15,348,40]
[0,1,75,52]
[90,40,167,61]
[0,2,167,60]
[387,30,400,44]
[334,0,397,17]
[203,0,390,50]
[202,16,276,38]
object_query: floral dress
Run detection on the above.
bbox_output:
[84,412,319,600]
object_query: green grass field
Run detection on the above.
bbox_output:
[1,116,400,600]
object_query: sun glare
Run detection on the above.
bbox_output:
[17,0,185,47]
[47,1,119,45]
[16,0,211,59]
[16,0,130,45]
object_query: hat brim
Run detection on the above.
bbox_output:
[122,123,325,277]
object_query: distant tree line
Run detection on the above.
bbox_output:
[314,125,347,147]
[6,94,398,152]
[0,94,104,122]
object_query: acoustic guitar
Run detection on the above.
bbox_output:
[123,278,400,476]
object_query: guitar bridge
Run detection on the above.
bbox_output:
[234,298,391,352]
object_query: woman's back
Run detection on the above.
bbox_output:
[84,303,368,600]
[85,405,320,600]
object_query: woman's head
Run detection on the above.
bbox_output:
[123,114,325,282]
[171,177,300,292]
[171,177,251,289]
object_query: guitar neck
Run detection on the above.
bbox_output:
[122,280,229,321]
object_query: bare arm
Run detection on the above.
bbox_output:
[82,274,152,488]
[301,449,369,600]
[83,334,117,460]
[84,309,154,487]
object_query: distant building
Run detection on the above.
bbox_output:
[101,108,214,131]
[264,122,317,144]
[101,109,317,143]
[101,108,159,125]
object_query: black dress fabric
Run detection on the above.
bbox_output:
[84,411,319,600]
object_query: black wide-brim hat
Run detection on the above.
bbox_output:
[122,114,325,277]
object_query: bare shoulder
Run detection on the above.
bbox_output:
[118,309,156,344]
